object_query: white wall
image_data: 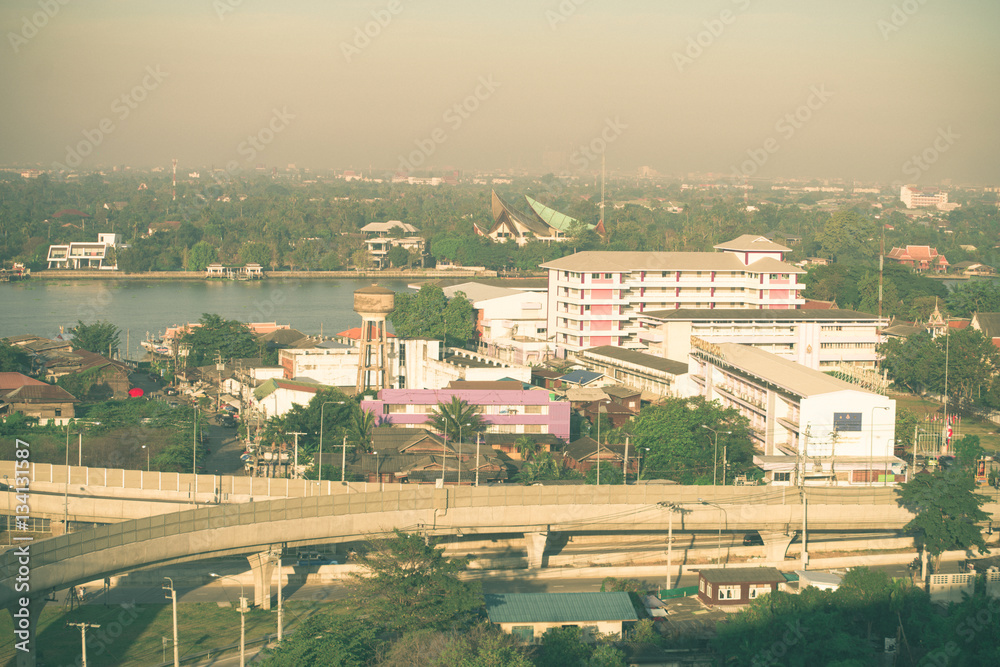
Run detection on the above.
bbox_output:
[799,390,896,459]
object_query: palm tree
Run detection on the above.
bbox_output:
[515,436,541,462]
[425,397,485,442]
[350,408,377,453]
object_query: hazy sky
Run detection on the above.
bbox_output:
[2,0,997,184]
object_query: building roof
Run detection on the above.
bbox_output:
[336,327,396,340]
[540,250,800,273]
[442,282,521,302]
[582,346,688,376]
[524,195,584,233]
[643,308,880,322]
[485,592,638,624]
[491,190,551,237]
[253,378,328,401]
[360,220,419,234]
[713,235,790,253]
[705,343,873,398]
[370,427,447,454]
[974,313,1000,339]
[698,567,785,585]
[558,370,605,386]
[602,385,642,400]
[565,386,611,403]
[2,384,79,404]
[446,380,527,391]
[354,284,396,296]
[0,372,47,390]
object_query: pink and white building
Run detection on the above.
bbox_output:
[361,383,572,440]
[541,235,805,353]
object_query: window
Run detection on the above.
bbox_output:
[774,472,791,482]
[749,585,771,599]
[511,626,534,644]
[718,585,740,600]
[55,409,62,417]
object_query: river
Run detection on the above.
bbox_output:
[0,278,415,361]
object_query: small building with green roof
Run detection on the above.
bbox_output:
[485,592,638,644]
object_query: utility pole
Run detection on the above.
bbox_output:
[276,550,284,643]
[475,433,482,487]
[800,428,809,569]
[163,578,179,667]
[288,432,306,479]
[67,622,100,667]
[659,502,679,590]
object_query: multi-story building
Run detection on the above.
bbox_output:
[360,381,572,440]
[637,308,885,370]
[689,338,903,486]
[885,245,949,273]
[899,185,950,209]
[360,221,425,268]
[541,235,804,354]
[47,233,122,270]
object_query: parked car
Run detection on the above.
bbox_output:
[743,530,764,546]
[222,405,239,414]
[295,551,339,566]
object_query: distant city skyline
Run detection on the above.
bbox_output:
[2,1,998,184]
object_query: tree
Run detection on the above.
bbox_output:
[238,241,270,266]
[390,284,478,345]
[815,209,877,263]
[0,340,31,373]
[187,240,217,271]
[946,279,1000,317]
[895,468,991,565]
[535,627,592,667]
[877,332,940,396]
[349,530,483,633]
[258,611,382,667]
[629,396,754,484]
[442,292,477,345]
[71,320,121,357]
[180,313,260,367]
[585,462,624,485]
[514,436,540,462]
[425,396,485,443]
[385,245,411,268]
[952,434,985,471]
[350,408,377,453]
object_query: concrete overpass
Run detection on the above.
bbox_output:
[3,479,997,666]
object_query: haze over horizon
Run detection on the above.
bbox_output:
[2,0,997,184]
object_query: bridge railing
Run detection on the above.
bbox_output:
[4,484,902,572]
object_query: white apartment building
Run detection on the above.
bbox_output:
[541,235,804,354]
[637,308,884,370]
[899,185,953,210]
[47,233,122,270]
[360,221,425,268]
[689,338,903,486]
[278,339,530,391]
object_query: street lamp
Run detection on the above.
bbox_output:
[142,445,150,472]
[319,401,346,487]
[373,451,381,491]
[701,425,731,486]
[698,498,729,568]
[192,405,199,477]
[475,433,483,487]
[163,577,179,667]
[871,405,891,486]
[639,447,650,481]
[287,432,306,479]
[458,422,472,486]
[209,573,247,667]
[658,502,681,589]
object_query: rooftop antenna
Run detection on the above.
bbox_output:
[172,158,177,202]
[600,153,606,239]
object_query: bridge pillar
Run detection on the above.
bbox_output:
[759,531,794,563]
[7,597,45,667]
[525,532,549,570]
[247,551,279,610]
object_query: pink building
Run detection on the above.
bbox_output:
[360,382,571,441]
[542,235,805,353]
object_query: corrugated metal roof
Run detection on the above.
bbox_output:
[485,592,638,624]
[699,567,785,585]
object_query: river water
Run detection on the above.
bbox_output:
[0,278,415,361]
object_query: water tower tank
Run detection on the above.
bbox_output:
[353,285,395,317]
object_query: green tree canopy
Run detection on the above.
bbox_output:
[390,284,478,345]
[180,313,260,367]
[385,244,411,268]
[187,240,218,272]
[70,320,121,357]
[258,611,381,667]
[629,396,755,484]
[895,467,991,559]
[349,530,483,633]
[0,340,32,373]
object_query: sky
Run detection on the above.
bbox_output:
[1,0,998,184]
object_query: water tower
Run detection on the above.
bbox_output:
[354,284,395,393]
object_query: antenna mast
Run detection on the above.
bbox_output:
[172,158,177,202]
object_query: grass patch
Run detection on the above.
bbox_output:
[0,600,346,666]
[890,391,1000,453]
